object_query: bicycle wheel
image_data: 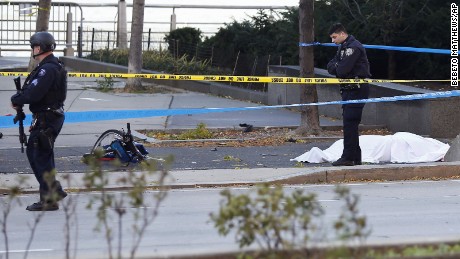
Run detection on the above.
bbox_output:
[91,129,124,157]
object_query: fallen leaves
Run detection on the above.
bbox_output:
[140,127,392,148]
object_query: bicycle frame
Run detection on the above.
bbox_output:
[84,122,149,165]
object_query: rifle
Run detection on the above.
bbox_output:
[13,77,27,153]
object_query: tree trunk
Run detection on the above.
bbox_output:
[387,50,396,79]
[125,0,145,91]
[36,0,51,31]
[28,0,52,71]
[297,0,321,135]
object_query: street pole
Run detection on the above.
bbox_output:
[117,0,128,49]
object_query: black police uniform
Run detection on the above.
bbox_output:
[11,54,67,203]
[327,35,371,165]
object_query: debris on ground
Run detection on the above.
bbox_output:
[139,127,392,148]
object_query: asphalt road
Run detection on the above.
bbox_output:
[0,141,335,174]
[2,180,460,259]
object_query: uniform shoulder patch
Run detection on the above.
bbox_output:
[38,69,46,77]
[31,79,38,86]
[345,48,354,56]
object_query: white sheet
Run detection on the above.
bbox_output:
[291,132,450,164]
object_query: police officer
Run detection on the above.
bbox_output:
[326,23,371,166]
[11,31,68,211]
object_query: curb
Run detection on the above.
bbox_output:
[268,162,460,185]
[2,162,459,195]
[148,238,460,259]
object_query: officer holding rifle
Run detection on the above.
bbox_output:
[11,31,68,211]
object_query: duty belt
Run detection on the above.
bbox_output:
[340,84,361,91]
[30,107,64,131]
[33,107,64,117]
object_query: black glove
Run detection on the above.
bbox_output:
[13,111,26,124]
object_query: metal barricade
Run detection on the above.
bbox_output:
[0,1,83,54]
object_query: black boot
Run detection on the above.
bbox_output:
[50,181,68,202]
[332,158,355,166]
[26,201,59,211]
[40,181,68,205]
[354,152,362,165]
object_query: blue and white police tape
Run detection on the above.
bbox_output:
[299,42,451,55]
[1,90,459,128]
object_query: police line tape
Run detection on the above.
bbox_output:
[1,90,459,128]
[0,72,450,84]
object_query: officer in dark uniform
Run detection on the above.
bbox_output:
[11,31,68,211]
[326,23,371,166]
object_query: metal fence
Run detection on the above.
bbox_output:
[0,1,83,53]
[82,28,170,56]
[0,2,293,56]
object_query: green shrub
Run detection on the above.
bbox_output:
[86,49,225,76]
[211,183,324,251]
[178,123,213,140]
[95,77,115,92]
[210,184,371,258]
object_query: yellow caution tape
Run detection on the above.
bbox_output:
[0,72,450,84]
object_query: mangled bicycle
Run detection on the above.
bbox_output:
[83,122,149,165]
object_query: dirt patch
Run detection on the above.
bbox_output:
[139,127,392,148]
[113,83,185,94]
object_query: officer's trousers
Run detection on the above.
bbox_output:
[341,105,364,162]
[26,111,65,201]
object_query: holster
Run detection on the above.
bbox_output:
[31,112,57,151]
[38,128,55,151]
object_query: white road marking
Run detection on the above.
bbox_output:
[79,97,109,102]
[0,249,53,253]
